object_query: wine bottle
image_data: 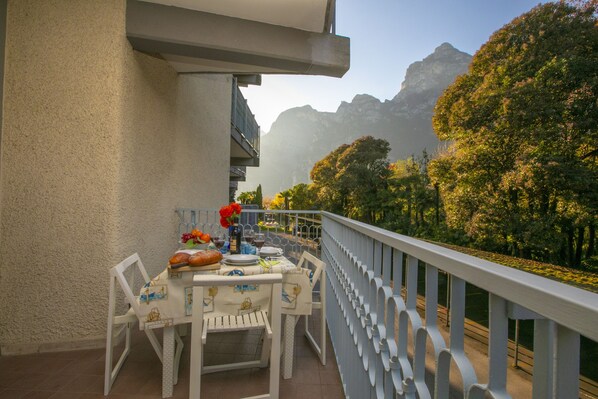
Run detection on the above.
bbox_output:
[228,223,241,254]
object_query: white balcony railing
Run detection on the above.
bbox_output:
[175,208,598,398]
[175,208,321,262]
[321,212,598,399]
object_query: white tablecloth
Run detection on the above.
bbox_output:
[137,256,314,330]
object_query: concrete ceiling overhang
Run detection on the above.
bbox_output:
[126,0,350,77]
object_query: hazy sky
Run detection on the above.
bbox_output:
[240,0,549,133]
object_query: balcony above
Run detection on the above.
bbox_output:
[126,0,350,77]
[230,80,260,167]
[229,166,247,182]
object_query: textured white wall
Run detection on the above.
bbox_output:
[0,0,230,352]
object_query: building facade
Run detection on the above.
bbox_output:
[0,0,348,354]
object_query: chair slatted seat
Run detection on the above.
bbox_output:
[190,273,283,399]
[201,310,272,344]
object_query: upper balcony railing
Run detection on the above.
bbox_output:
[229,166,247,181]
[175,208,598,398]
[231,79,260,160]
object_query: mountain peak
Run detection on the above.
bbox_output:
[240,43,473,196]
[393,43,472,102]
[336,94,381,113]
[269,105,316,128]
[436,42,456,51]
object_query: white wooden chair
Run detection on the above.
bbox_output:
[104,253,184,396]
[282,251,327,379]
[190,273,283,399]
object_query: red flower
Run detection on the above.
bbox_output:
[230,202,242,215]
[220,216,230,229]
[219,202,242,228]
[219,205,233,219]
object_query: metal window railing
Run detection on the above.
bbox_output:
[231,80,260,155]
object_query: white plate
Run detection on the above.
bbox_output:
[224,254,259,264]
[221,259,260,266]
[259,247,283,256]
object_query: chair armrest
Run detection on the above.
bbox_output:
[193,273,283,286]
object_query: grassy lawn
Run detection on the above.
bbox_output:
[428,241,598,293]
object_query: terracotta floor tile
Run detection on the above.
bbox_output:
[108,374,147,395]
[48,392,83,399]
[279,381,297,399]
[58,359,91,376]
[7,373,47,390]
[78,360,106,376]
[59,374,103,394]
[0,371,24,389]
[77,394,113,399]
[35,373,78,392]
[297,383,323,398]
[0,389,29,399]
[319,369,342,385]
[293,368,320,385]
[172,377,190,399]
[1,325,344,399]
[20,391,55,399]
[321,383,346,399]
[137,377,162,396]
[296,355,320,370]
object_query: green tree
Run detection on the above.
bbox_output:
[288,183,318,210]
[387,152,437,234]
[310,144,350,214]
[255,184,263,209]
[430,1,598,266]
[336,136,391,223]
[237,191,256,205]
[310,136,391,223]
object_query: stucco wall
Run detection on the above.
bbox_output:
[0,0,230,352]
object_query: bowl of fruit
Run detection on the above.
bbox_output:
[180,229,213,250]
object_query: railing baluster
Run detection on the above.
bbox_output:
[487,294,508,395]
[555,324,580,398]
[374,240,382,276]
[382,244,391,286]
[405,255,418,312]
[533,319,554,399]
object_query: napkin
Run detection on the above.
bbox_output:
[258,258,280,270]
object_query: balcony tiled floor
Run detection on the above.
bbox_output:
[0,317,343,399]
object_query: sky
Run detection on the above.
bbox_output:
[240,0,550,134]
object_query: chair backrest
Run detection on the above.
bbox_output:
[296,251,325,288]
[110,253,151,318]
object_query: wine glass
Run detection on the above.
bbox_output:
[254,233,266,249]
[213,236,225,250]
[244,229,255,245]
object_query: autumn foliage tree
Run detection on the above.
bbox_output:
[430,1,598,267]
[311,136,391,223]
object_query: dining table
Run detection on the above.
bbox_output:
[136,252,314,398]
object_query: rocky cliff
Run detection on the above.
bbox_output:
[240,43,472,196]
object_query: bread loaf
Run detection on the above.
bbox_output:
[189,250,223,266]
[169,252,190,265]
